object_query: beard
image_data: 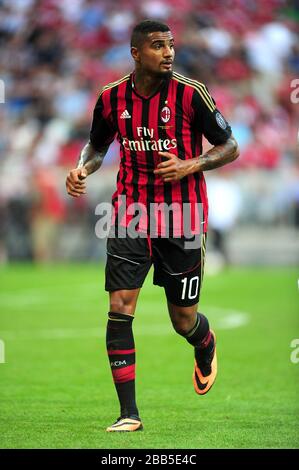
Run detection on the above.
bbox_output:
[157,69,173,80]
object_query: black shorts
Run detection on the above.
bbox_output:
[105,233,207,307]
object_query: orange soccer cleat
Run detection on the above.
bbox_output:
[193,330,217,395]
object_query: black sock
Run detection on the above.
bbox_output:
[106,312,139,418]
[184,313,214,356]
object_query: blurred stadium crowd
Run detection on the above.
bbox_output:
[0,0,298,262]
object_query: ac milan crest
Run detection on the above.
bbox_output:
[161,106,171,123]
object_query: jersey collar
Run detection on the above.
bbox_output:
[131,71,170,100]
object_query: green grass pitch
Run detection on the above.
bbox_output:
[0,264,298,449]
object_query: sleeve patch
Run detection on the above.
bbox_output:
[215,112,227,130]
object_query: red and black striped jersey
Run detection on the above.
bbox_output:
[90,71,232,236]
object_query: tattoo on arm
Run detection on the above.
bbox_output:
[77,141,109,175]
[192,136,239,172]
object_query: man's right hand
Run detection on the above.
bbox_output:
[66,167,88,197]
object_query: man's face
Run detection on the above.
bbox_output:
[132,31,175,77]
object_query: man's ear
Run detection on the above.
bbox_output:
[131,47,140,62]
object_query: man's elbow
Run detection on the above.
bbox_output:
[229,136,240,162]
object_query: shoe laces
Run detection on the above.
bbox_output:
[116,415,140,423]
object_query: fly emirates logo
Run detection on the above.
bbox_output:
[122,127,177,152]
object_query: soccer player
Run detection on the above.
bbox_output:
[66,20,239,432]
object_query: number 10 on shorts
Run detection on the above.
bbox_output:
[181,276,199,300]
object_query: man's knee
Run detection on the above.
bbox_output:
[168,304,197,336]
[172,317,193,336]
[109,289,139,315]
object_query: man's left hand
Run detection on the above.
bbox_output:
[153,152,192,182]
